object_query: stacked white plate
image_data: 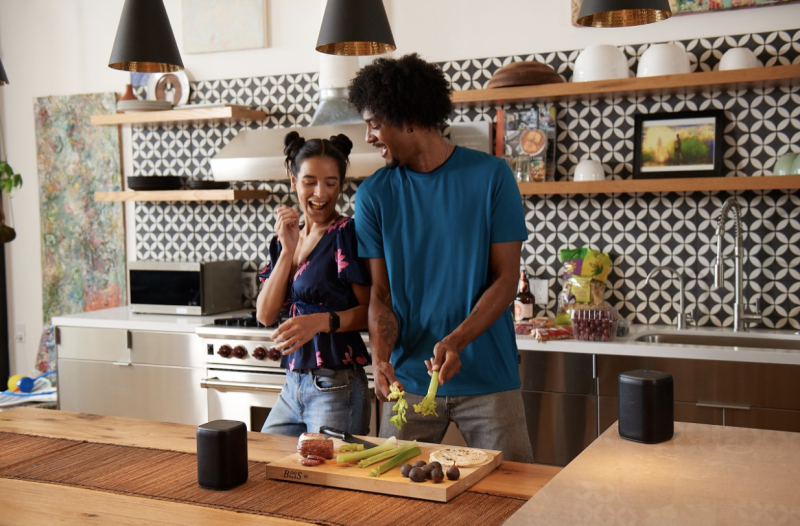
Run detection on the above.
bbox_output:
[117,100,173,113]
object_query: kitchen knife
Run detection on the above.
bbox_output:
[319,426,379,449]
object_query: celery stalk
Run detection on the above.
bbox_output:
[357,441,418,469]
[369,446,423,477]
[413,370,439,417]
[336,436,397,463]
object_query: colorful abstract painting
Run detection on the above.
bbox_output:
[34,92,126,325]
[571,0,800,25]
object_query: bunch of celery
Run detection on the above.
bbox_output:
[335,435,422,478]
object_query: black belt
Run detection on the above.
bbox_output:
[292,365,357,377]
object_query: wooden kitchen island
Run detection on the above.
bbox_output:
[0,407,559,525]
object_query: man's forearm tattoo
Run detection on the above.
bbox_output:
[377,313,398,347]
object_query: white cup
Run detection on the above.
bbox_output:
[719,48,761,71]
[574,159,605,181]
[637,43,691,78]
[573,45,629,82]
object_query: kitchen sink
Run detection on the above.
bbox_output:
[634,332,800,351]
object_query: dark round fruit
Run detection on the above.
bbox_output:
[446,465,460,481]
[431,468,444,484]
[400,463,413,477]
[429,461,442,471]
[412,460,427,468]
[409,467,427,483]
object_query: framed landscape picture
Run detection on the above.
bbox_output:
[632,110,724,179]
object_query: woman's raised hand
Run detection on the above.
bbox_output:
[274,205,300,253]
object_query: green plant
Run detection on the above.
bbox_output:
[0,159,22,194]
[0,159,21,243]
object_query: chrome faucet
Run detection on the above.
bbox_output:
[713,197,763,332]
[644,266,692,330]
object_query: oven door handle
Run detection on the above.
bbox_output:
[200,378,284,393]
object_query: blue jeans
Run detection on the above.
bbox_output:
[261,367,370,437]
[379,389,534,463]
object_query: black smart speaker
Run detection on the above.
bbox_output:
[197,420,249,490]
[618,369,674,444]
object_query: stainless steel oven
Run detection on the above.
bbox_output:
[197,312,377,433]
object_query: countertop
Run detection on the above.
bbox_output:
[52,307,800,366]
[0,407,560,526]
[502,421,800,526]
[51,306,254,333]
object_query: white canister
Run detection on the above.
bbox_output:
[637,43,691,78]
[574,159,605,181]
[573,45,629,82]
[719,48,761,71]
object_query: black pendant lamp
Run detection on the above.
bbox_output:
[577,0,672,27]
[108,0,184,72]
[0,58,8,86]
[316,0,396,56]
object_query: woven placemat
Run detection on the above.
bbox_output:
[0,432,525,526]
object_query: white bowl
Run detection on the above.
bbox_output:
[637,43,691,78]
[574,159,605,181]
[573,45,629,82]
[719,48,761,71]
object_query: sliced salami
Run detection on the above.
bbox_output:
[300,457,322,467]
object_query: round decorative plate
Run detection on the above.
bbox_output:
[146,71,190,106]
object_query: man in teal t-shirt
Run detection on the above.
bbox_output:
[350,54,534,463]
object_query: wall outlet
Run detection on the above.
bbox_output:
[531,279,549,306]
[242,272,258,299]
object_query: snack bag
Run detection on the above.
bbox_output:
[556,247,612,325]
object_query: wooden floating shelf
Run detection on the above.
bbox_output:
[90,104,266,126]
[94,189,270,202]
[518,175,800,196]
[452,64,800,107]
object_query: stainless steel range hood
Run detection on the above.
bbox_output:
[209,123,383,182]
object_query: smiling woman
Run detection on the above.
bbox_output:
[255,131,372,439]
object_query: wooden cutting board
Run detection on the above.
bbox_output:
[264,439,503,502]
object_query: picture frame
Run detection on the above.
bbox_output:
[632,110,724,179]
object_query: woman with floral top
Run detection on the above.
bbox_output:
[256,131,371,436]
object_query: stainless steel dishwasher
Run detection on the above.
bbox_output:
[519,351,597,466]
[56,326,208,425]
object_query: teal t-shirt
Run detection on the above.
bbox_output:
[354,146,527,396]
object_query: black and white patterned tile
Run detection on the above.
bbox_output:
[131,29,800,322]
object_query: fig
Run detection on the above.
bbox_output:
[431,468,444,484]
[412,460,426,468]
[400,463,413,477]
[409,467,426,483]
[446,465,460,481]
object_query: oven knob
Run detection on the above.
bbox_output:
[252,346,267,360]
[232,345,247,359]
[267,348,282,362]
[217,345,232,358]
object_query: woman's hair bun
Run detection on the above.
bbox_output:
[283,131,305,159]
[329,134,353,158]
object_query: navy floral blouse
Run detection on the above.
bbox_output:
[258,216,371,371]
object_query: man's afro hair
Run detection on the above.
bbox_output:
[348,53,453,129]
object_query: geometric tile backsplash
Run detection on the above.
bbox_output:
[131,29,800,329]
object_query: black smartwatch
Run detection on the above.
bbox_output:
[329,312,340,333]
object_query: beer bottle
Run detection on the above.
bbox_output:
[514,269,534,322]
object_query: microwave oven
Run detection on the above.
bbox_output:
[128,260,243,315]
